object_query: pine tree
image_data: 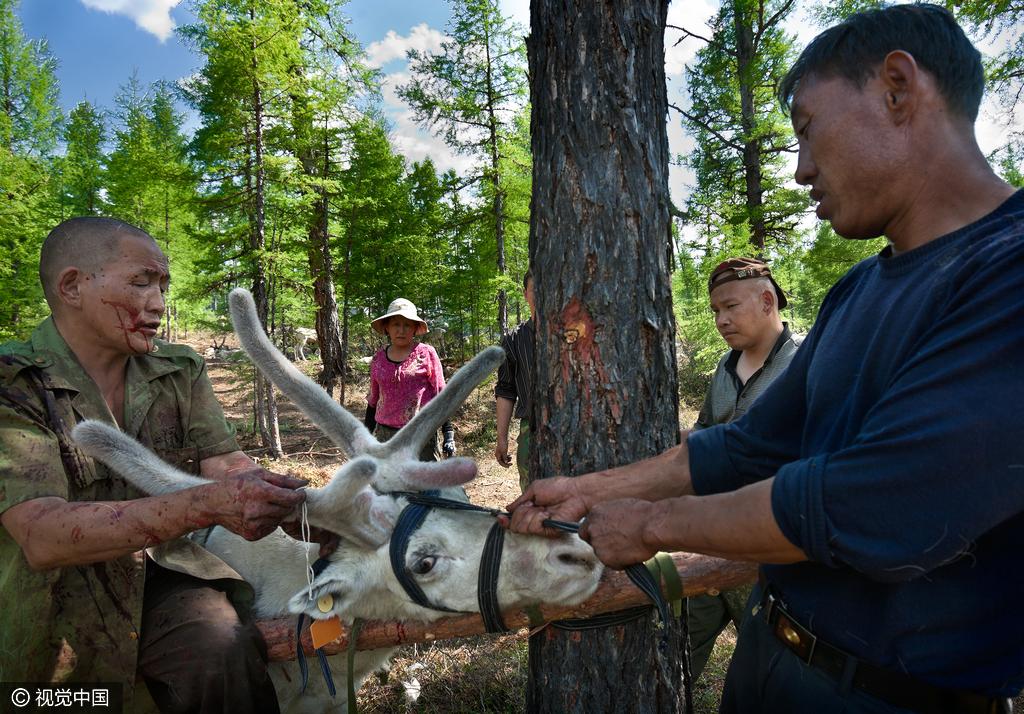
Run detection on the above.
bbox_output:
[676,0,809,256]
[399,0,527,332]
[61,100,106,216]
[0,0,61,339]
[528,1,685,709]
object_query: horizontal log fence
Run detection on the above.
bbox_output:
[259,552,758,661]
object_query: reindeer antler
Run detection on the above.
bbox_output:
[229,288,375,456]
[72,420,212,494]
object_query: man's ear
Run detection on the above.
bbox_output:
[56,266,85,309]
[880,50,920,125]
[761,289,775,314]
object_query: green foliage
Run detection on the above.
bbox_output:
[1,0,1018,374]
[0,0,61,339]
[680,0,810,255]
[0,0,61,156]
[943,0,1024,120]
[60,101,106,216]
[399,0,528,330]
[992,143,1024,187]
[783,225,885,327]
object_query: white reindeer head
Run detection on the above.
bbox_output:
[73,288,602,626]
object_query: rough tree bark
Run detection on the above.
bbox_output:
[527,1,681,712]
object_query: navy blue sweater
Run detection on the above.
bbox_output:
[689,190,1024,697]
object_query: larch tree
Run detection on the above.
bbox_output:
[527,1,686,711]
[284,0,371,399]
[675,0,808,257]
[61,100,106,217]
[399,0,527,333]
[0,0,61,338]
[181,0,302,457]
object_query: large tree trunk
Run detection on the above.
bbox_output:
[527,1,682,712]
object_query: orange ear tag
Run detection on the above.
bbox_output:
[310,616,344,650]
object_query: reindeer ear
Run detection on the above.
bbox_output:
[287,569,368,620]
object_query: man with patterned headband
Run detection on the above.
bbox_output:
[687,257,801,681]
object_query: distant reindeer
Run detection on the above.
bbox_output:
[73,288,602,714]
[281,325,318,361]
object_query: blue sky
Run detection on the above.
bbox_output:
[14,0,724,197]
[16,0,1021,209]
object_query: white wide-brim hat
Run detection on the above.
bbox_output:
[371,297,429,335]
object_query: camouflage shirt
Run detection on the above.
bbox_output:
[0,317,242,692]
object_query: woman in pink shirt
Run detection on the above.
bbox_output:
[363,298,456,461]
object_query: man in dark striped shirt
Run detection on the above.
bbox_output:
[494,271,535,492]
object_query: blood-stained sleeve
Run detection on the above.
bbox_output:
[184,354,239,461]
[0,370,70,512]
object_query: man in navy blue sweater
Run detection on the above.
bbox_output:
[507,5,1022,713]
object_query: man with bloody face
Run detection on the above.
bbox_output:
[508,5,1022,712]
[0,218,305,712]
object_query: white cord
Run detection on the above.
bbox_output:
[300,496,315,601]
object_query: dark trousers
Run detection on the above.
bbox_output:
[686,583,753,680]
[516,419,531,493]
[137,563,280,714]
[721,584,917,714]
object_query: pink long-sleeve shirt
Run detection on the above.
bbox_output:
[366,342,446,428]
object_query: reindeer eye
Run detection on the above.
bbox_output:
[411,556,436,575]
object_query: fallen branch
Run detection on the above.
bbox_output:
[259,552,757,661]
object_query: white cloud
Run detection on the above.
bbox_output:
[80,0,179,42]
[497,0,529,31]
[379,71,476,176]
[365,23,446,69]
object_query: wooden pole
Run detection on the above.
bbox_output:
[260,553,757,662]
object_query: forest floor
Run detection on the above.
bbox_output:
[192,333,1021,713]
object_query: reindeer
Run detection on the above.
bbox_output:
[72,288,602,714]
[278,325,318,361]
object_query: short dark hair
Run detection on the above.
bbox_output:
[778,4,984,122]
[39,217,155,306]
[523,269,533,290]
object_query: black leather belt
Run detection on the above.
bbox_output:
[756,586,1012,714]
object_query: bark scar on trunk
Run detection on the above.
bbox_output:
[555,298,622,425]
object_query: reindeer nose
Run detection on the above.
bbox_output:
[548,539,599,571]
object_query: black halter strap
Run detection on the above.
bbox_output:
[388,490,511,629]
[295,557,338,698]
[540,519,673,643]
[388,493,461,614]
[478,522,509,632]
